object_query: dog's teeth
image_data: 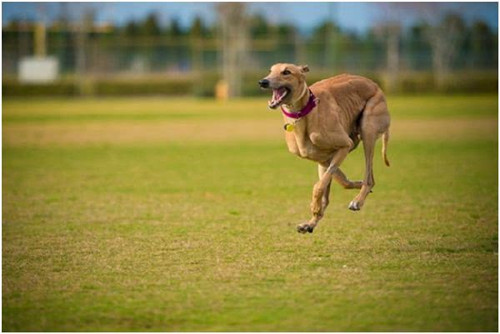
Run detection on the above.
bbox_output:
[268,87,288,109]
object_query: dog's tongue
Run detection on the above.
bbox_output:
[269,87,287,108]
[273,87,287,101]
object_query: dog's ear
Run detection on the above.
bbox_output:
[300,65,310,73]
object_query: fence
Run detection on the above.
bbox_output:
[2,23,498,96]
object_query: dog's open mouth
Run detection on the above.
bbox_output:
[268,87,290,109]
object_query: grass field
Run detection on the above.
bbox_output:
[3,94,498,331]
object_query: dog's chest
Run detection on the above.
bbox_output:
[284,118,332,162]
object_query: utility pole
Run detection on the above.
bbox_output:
[76,6,95,95]
[386,24,400,92]
[35,3,47,57]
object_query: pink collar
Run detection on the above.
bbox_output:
[280,89,317,119]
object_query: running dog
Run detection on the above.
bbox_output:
[259,63,391,233]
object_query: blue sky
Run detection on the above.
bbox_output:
[2,2,498,33]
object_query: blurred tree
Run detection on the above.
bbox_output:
[311,22,337,41]
[342,32,363,72]
[3,18,22,70]
[361,30,384,71]
[470,20,497,68]
[276,23,295,39]
[124,21,139,37]
[249,14,271,38]
[428,13,466,88]
[273,23,297,63]
[324,3,338,71]
[141,13,161,36]
[405,22,432,70]
[189,16,208,38]
[7,17,21,30]
[137,13,162,71]
[169,17,183,37]
[310,21,341,69]
[189,16,206,74]
[309,22,328,68]
[2,3,498,81]
[399,3,469,88]
[55,2,71,73]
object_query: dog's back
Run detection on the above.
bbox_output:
[311,74,381,139]
[312,73,380,107]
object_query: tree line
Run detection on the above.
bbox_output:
[3,10,497,75]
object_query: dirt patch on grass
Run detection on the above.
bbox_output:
[3,118,497,147]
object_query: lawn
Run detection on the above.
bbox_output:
[2,94,498,331]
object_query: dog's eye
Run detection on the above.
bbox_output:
[282,70,291,75]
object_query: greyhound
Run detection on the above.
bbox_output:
[259,63,390,233]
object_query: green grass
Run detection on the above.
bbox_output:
[3,94,498,331]
[2,94,498,123]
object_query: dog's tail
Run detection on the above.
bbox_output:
[382,129,390,167]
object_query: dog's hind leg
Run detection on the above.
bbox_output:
[348,130,376,211]
[348,91,390,211]
[333,168,363,190]
[315,165,363,211]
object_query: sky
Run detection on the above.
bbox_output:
[2,2,498,34]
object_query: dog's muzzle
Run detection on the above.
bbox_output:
[258,79,270,88]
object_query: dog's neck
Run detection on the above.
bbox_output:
[283,84,310,113]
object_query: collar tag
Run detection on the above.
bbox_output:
[284,123,295,132]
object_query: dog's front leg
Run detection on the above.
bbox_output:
[297,141,352,234]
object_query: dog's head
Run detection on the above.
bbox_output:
[259,63,309,109]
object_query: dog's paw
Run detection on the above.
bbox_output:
[297,223,315,234]
[348,200,362,211]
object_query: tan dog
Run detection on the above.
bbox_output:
[259,63,390,233]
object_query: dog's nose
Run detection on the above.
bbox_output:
[259,79,270,88]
